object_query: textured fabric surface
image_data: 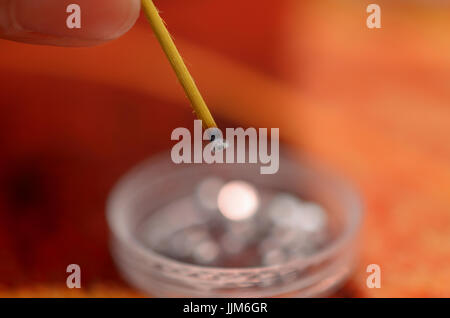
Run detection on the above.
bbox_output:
[0,1,449,297]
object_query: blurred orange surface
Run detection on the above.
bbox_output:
[0,0,449,297]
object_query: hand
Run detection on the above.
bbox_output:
[0,0,141,46]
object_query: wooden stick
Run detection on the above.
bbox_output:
[142,0,217,129]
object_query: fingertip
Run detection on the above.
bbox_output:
[0,0,141,46]
[97,0,141,41]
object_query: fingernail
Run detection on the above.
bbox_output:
[5,0,140,45]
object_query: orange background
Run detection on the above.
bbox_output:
[0,0,449,297]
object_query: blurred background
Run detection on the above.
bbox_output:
[0,0,449,297]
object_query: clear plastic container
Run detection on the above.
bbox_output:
[106,151,362,297]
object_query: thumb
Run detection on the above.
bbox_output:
[0,0,141,46]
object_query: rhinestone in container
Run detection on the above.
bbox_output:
[107,151,362,297]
